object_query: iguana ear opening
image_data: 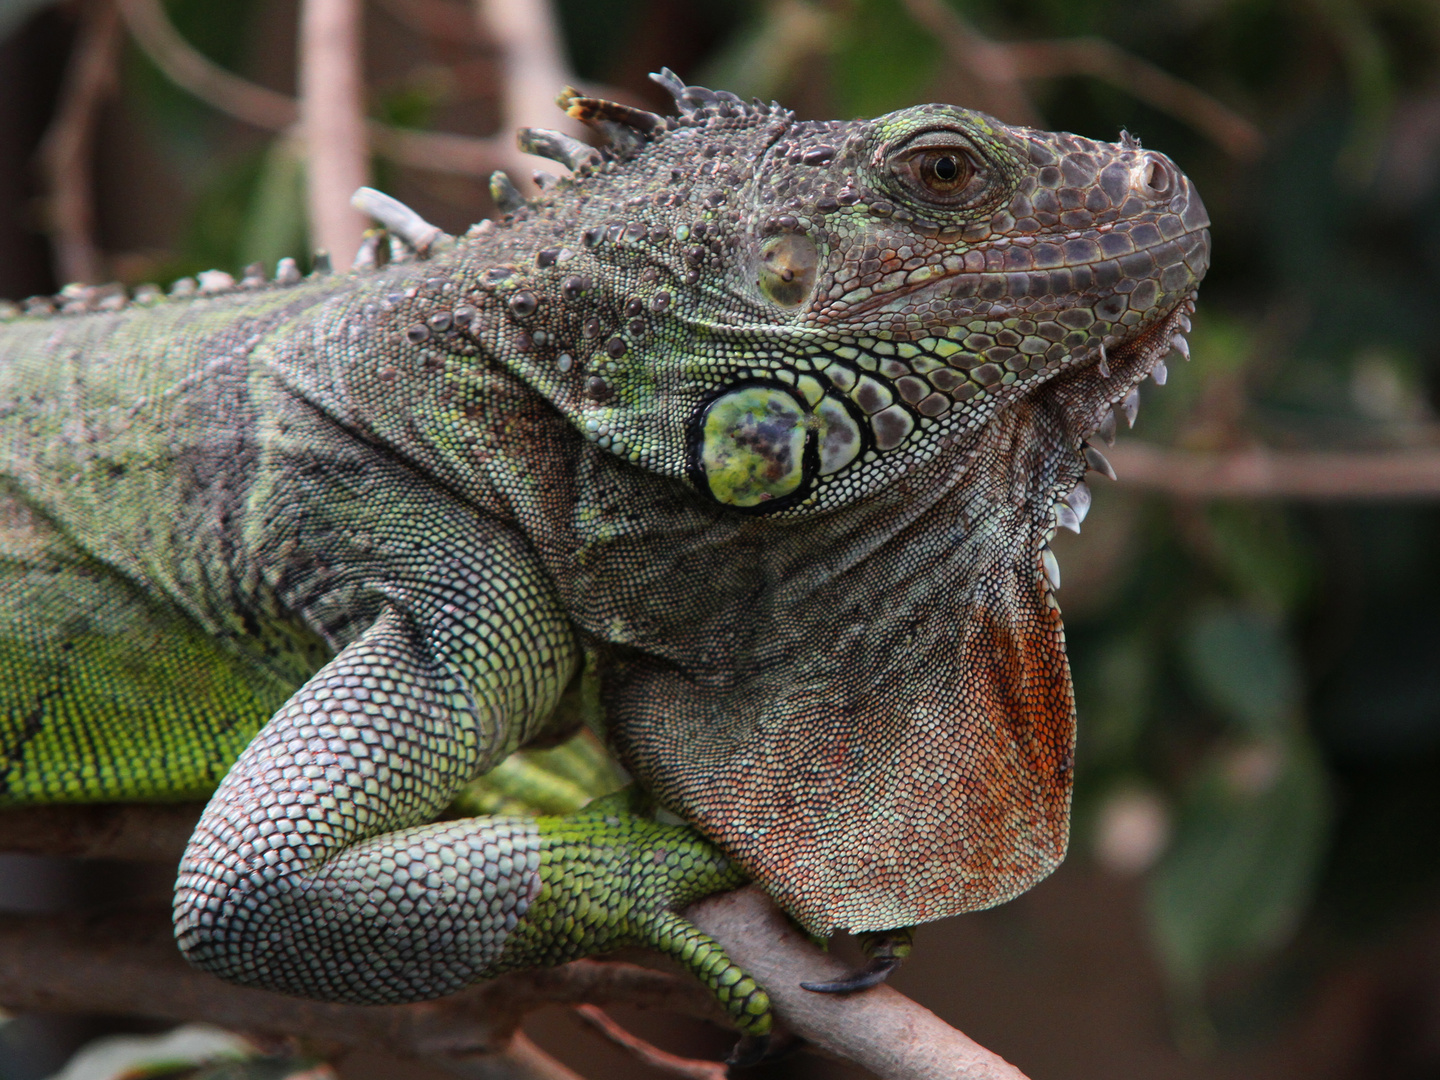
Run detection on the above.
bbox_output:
[756,234,819,308]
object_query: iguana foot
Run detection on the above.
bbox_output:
[518,788,774,1039]
[800,926,914,994]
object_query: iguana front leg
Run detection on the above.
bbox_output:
[172,524,770,1039]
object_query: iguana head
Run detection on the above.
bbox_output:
[491,73,1209,933]
[505,70,1206,519]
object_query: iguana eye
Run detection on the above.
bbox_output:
[890,134,985,205]
[908,149,973,195]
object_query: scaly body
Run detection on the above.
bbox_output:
[0,71,1208,1042]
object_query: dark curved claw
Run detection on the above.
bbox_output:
[726,1033,771,1067]
[799,955,903,994]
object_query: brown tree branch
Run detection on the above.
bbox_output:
[1106,443,1440,499]
[113,0,506,178]
[299,0,369,267]
[472,0,584,193]
[689,888,1031,1080]
[0,807,1030,1078]
[573,1005,726,1080]
[448,1033,587,1080]
[37,0,122,285]
[898,0,1042,126]
[114,0,295,129]
[0,905,720,1068]
[899,0,1262,159]
[1005,39,1265,160]
[0,802,202,860]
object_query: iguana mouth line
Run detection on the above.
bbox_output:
[844,228,1209,319]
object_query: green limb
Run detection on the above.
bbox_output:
[498,790,773,1038]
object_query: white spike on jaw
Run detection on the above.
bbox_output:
[1171,333,1190,360]
[1176,314,1192,333]
[1121,386,1140,427]
[1055,502,1082,533]
[1085,444,1117,481]
[1065,480,1092,522]
[275,258,301,285]
[1041,545,1061,590]
[352,187,451,255]
[1152,360,1168,386]
[1097,408,1117,446]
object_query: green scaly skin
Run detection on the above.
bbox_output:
[0,68,1209,1044]
[515,790,769,1033]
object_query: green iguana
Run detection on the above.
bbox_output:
[0,70,1208,1056]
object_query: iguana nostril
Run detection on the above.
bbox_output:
[1134,153,1176,199]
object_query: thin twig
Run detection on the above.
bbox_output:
[299,0,369,267]
[472,0,583,192]
[899,0,1262,159]
[899,0,1042,126]
[445,1032,588,1080]
[689,888,1031,1080]
[37,0,122,285]
[573,1006,726,1080]
[115,0,294,129]
[1006,39,1265,160]
[1106,443,1440,499]
[113,0,506,178]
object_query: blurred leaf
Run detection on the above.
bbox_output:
[1078,633,1156,766]
[831,0,942,117]
[697,0,835,104]
[0,0,55,43]
[1200,504,1312,614]
[48,1025,251,1080]
[1146,734,1331,991]
[1181,604,1300,738]
[240,137,307,272]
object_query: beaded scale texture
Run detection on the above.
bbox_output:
[0,69,1208,1036]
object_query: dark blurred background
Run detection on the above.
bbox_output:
[2,0,1439,1077]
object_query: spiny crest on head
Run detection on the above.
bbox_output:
[532,68,780,169]
[557,87,661,160]
[648,67,765,121]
